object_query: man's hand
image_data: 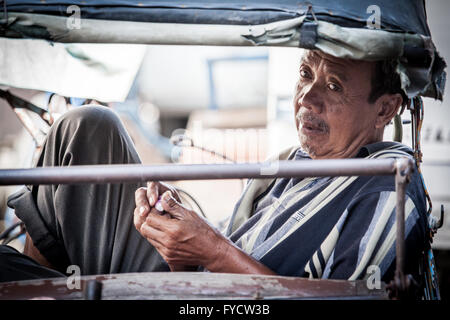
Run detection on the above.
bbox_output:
[133,182,277,276]
[134,185,226,271]
[134,181,185,271]
[147,181,181,208]
[134,181,182,232]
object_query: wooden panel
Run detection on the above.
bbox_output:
[0,272,388,300]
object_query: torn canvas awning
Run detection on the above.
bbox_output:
[0,0,446,100]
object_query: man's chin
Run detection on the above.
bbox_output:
[299,141,319,158]
[299,135,323,156]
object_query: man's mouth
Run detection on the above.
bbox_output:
[296,111,329,137]
[302,121,322,131]
[299,120,328,136]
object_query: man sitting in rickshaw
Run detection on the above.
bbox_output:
[1,50,429,297]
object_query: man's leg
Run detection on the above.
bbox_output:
[7,106,169,277]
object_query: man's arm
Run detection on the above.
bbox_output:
[134,187,276,275]
[23,232,54,270]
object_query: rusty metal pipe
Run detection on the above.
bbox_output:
[0,159,398,185]
[392,157,414,296]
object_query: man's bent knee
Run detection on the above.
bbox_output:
[53,105,123,134]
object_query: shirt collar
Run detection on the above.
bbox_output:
[354,141,413,158]
[293,141,413,160]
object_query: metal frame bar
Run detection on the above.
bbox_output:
[0,158,401,185]
[0,157,415,297]
[391,157,414,297]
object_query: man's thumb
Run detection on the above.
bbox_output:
[160,191,185,218]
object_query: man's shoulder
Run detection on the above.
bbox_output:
[363,142,426,206]
[359,141,414,159]
[279,141,414,161]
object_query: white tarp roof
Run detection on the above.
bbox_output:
[0,39,146,102]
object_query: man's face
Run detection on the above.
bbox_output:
[294,50,381,159]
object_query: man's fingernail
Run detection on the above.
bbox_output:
[155,200,164,212]
[139,207,146,216]
[163,192,172,201]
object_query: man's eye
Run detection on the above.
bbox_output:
[327,83,341,92]
[299,69,311,79]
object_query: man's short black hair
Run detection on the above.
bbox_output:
[369,59,408,104]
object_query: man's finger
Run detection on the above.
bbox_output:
[133,207,146,231]
[135,187,150,217]
[147,181,159,206]
[140,221,167,245]
[160,191,186,219]
[145,208,174,231]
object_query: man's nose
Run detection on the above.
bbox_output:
[296,82,324,114]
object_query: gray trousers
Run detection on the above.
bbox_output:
[4,106,169,280]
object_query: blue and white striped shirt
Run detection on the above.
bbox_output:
[227,142,429,282]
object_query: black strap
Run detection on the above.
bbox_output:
[0,88,52,125]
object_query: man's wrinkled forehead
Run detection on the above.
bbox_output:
[300,50,375,82]
[301,50,356,65]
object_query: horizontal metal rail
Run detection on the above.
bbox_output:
[0,158,402,185]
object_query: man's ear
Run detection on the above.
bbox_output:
[374,93,403,129]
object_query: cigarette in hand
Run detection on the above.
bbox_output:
[154,196,164,212]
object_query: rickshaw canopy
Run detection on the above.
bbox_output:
[0,0,446,101]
